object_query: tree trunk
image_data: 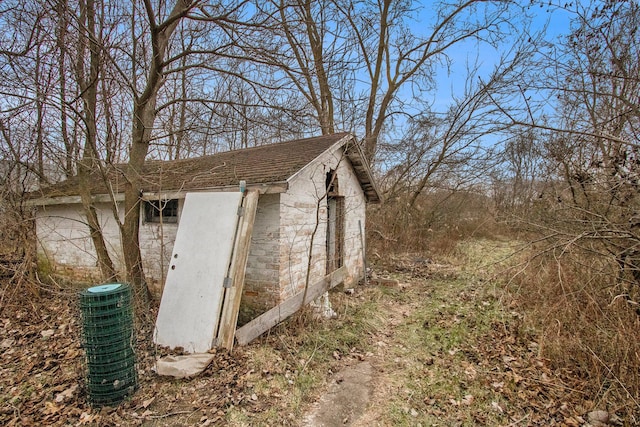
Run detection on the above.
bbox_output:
[120,0,195,302]
[121,135,151,303]
[76,0,118,282]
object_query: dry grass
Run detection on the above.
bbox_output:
[367,191,503,257]
[370,193,640,422]
[503,246,640,421]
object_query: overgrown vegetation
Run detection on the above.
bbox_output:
[5,182,635,424]
[1,200,639,424]
[367,188,640,423]
[0,186,37,308]
[367,190,503,255]
[1,0,639,424]
[504,247,640,418]
[361,2,640,419]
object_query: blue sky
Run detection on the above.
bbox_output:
[428,2,575,109]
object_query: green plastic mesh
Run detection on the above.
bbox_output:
[79,283,137,406]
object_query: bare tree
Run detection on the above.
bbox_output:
[1,0,542,307]
[338,0,527,160]
[72,0,120,281]
[504,0,640,299]
[380,29,540,207]
[0,2,57,184]
[121,0,205,300]
[234,0,345,136]
[232,1,528,161]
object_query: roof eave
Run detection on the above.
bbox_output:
[25,193,125,207]
[140,182,288,200]
[344,140,382,204]
[26,181,289,207]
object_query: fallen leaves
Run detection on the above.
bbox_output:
[141,396,155,409]
[468,317,599,426]
[2,245,637,426]
[54,384,78,403]
[0,288,256,426]
[40,329,55,338]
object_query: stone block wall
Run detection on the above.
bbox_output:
[339,157,367,287]
[239,193,281,322]
[278,145,367,301]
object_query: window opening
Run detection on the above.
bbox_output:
[144,199,179,223]
[326,169,339,196]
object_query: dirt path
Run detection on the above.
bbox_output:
[350,298,414,426]
[302,279,425,426]
[300,240,603,426]
[303,361,373,426]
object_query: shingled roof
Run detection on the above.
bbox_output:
[30,133,381,204]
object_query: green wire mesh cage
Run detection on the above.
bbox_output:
[79,283,137,406]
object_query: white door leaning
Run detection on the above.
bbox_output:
[154,192,243,353]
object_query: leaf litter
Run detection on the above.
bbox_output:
[0,239,635,426]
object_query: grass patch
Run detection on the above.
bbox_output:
[227,285,389,425]
[370,273,514,426]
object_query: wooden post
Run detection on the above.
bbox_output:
[359,219,367,286]
[216,190,259,350]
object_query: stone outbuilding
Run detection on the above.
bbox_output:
[30,133,380,321]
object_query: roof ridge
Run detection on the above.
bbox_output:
[144,132,350,165]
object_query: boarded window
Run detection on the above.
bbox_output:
[326,169,344,273]
[326,169,339,196]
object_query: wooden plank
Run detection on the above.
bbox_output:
[27,182,288,207]
[25,193,125,206]
[216,190,260,350]
[141,182,288,201]
[235,266,347,346]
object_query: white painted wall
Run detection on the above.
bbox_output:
[35,202,124,282]
[337,156,368,287]
[139,203,179,295]
[36,200,178,291]
[279,145,366,300]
